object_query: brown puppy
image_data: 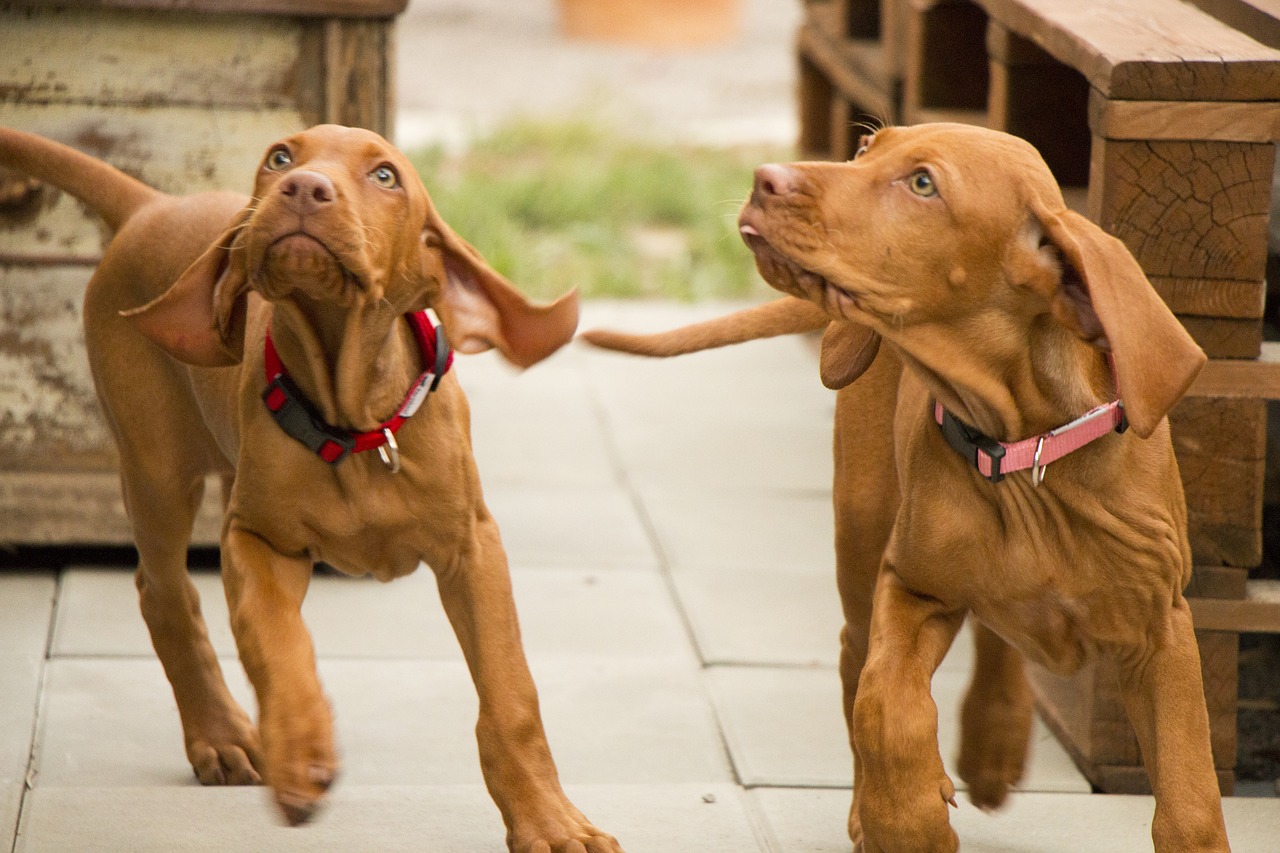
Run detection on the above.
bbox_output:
[584,123,1227,852]
[0,124,620,853]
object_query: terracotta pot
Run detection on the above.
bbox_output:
[557,0,741,49]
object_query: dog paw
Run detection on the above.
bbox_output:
[509,806,623,853]
[956,726,1027,810]
[957,686,1032,811]
[259,699,339,826]
[186,711,263,786]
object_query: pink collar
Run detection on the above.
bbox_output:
[934,397,1128,485]
[261,311,453,470]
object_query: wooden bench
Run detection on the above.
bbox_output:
[0,0,406,546]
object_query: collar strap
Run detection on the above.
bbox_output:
[261,311,453,465]
[934,397,1128,485]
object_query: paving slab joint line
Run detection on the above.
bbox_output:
[578,354,754,789]
[10,570,65,853]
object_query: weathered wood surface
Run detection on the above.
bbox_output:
[0,2,400,546]
[0,472,223,545]
[976,0,1280,100]
[1192,580,1280,633]
[0,105,302,262]
[1,8,303,108]
[1189,342,1280,400]
[6,0,406,17]
[1150,276,1266,321]
[1170,396,1267,568]
[0,266,112,472]
[1087,137,1275,283]
[1089,93,1280,143]
[1188,0,1280,49]
[1029,627,1238,794]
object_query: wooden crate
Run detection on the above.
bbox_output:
[975,0,1280,793]
[0,0,406,546]
[803,0,1280,793]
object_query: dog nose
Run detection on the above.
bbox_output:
[754,163,799,197]
[279,171,336,212]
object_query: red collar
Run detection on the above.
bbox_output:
[935,397,1128,485]
[261,311,453,467]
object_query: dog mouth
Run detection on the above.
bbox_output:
[259,231,362,296]
[738,222,859,318]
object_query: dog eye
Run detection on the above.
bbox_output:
[907,169,937,197]
[369,165,400,189]
[265,147,293,171]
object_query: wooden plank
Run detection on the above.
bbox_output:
[1150,276,1266,320]
[797,22,897,123]
[0,8,303,109]
[987,25,1091,186]
[1188,342,1280,400]
[798,52,837,158]
[1186,565,1250,600]
[320,18,393,134]
[1030,629,1238,793]
[1187,0,1280,49]
[1169,396,1266,567]
[902,0,988,124]
[7,0,407,17]
[0,472,222,546]
[0,265,114,472]
[975,0,1280,100]
[0,104,305,259]
[1089,93,1280,143]
[1192,581,1280,632]
[1088,136,1274,283]
[1179,316,1262,359]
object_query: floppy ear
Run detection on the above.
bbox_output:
[427,218,578,368]
[1034,206,1205,438]
[818,321,881,390]
[122,208,251,367]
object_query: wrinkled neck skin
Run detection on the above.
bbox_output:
[266,293,422,431]
[887,308,1113,443]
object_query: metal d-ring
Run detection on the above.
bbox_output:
[1031,435,1047,488]
[377,428,401,474]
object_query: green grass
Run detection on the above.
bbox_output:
[408,116,789,302]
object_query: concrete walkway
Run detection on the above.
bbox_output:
[3,301,1279,851]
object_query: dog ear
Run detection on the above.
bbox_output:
[426,219,578,368]
[1034,206,1205,438]
[819,321,881,390]
[122,208,251,367]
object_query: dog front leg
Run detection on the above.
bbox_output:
[832,353,902,846]
[854,568,964,853]
[127,469,262,787]
[1114,599,1229,852]
[956,621,1033,810]
[221,525,337,826]
[430,510,621,853]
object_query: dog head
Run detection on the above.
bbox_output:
[737,123,1204,438]
[125,124,577,369]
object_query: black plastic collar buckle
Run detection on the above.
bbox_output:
[262,374,355,465]
[938,407,1007,483]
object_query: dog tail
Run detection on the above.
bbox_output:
[580,296,828,357]
[0,127,160,231]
